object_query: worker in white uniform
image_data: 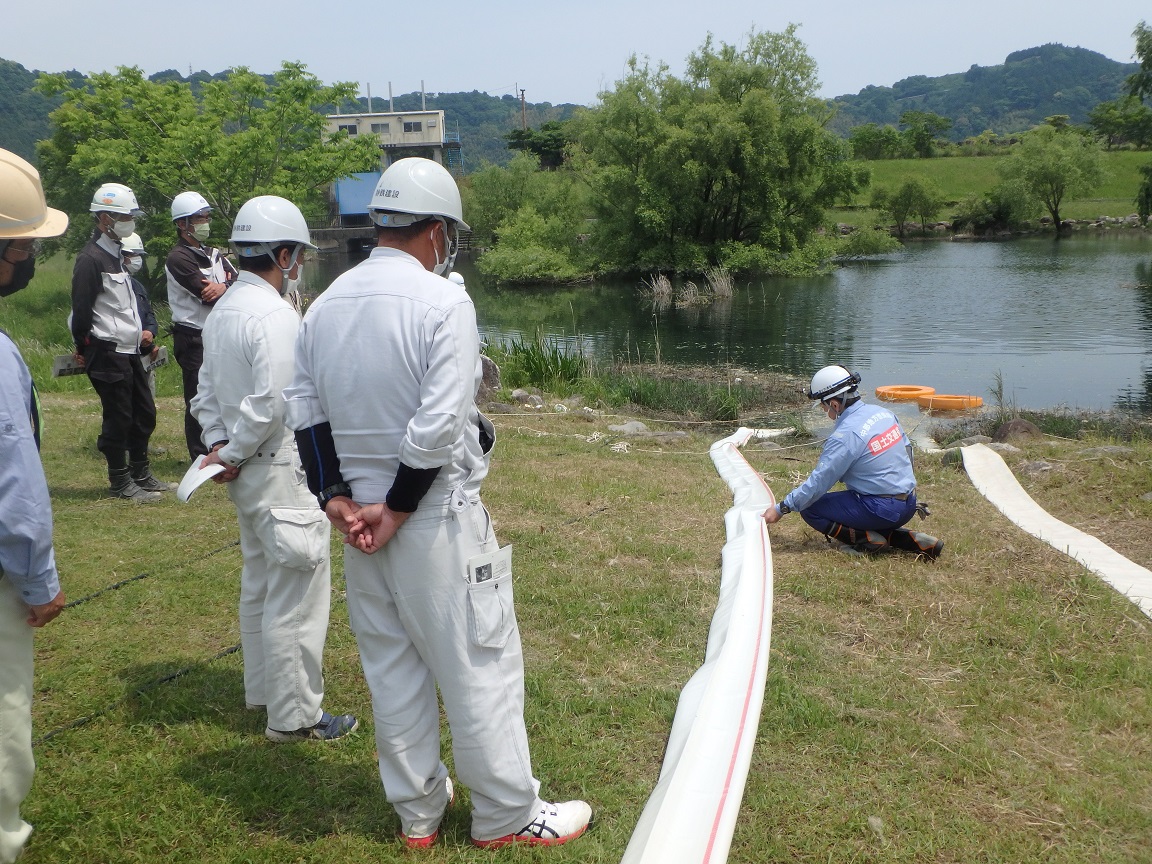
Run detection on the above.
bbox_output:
[191,196,356,742]
[283,158,592,849]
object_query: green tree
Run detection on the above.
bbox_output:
[870,180,944,237]
[952,180,1038,235]
[1128,20,1152,103]
[571,26,867,275]
[35,62,379,268]
[1136,163,1152,226]
[464,151,593,281]
[1087,97,1152,149]
[505,120,571,169]
[997,124,1104,229]
[899,110,952,157]
[848,123,908,160]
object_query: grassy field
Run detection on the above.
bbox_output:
[838,151,1152,226]
[7,252,1152,862]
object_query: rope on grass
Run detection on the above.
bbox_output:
[62,539,240,611]
[34,644,241,747]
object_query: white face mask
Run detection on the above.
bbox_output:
[124,256,143,275]
[283,264,302,297]
[192,222,211,242]
[112,218,136,239]
[431,220,457,277]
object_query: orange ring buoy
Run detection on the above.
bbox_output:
[917,393,984,410]
[875,385,935,402]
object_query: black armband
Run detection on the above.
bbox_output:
[385,462,441,513]
[294,422,345,499]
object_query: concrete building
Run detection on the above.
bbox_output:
[325,109,463,229]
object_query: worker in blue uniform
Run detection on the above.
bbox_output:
[764,365,944,558]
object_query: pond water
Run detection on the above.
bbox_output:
[308,233,1152,412]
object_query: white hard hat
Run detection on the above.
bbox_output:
[171,191,212,222]
[368,157,470,231]
[120,232,146,255]
[807,365,861,402]
[89,182,143,216]
[0,148,69,239]
[229,195,315,259]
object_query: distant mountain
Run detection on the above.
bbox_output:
[0,59,78,161]
[826,43,1140,140]
[0,58,581,169]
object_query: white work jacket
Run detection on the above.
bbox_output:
[284,247,491,508]
[191,271,301,467]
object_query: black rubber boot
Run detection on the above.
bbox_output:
[110,467,162,503]
[888,528,944,560]
[129,459,176,493]
[826,523,890,554]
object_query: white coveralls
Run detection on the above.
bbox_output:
[284,247,543,842]
[191,271,331,731]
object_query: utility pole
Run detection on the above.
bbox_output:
[520,88,527,130]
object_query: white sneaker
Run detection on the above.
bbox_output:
[471,800,593,848]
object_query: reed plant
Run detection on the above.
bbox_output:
[703,266,734,299]
[487,329,590,391]
[639,272,673,302]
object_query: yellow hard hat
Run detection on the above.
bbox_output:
[0,148,69,239]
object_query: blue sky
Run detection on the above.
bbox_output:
[5,1,1149,106]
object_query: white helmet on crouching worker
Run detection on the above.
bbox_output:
[807,365,862,404]
[367,157,470,277]
[229,195,315,290]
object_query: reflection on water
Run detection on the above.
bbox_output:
[307,233,1152,411]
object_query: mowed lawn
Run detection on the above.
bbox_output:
[839,150,1152,224]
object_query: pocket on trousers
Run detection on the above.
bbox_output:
[467,569,515,649]
[469,502,495,547]
[268,506,328,570]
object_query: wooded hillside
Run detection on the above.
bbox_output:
[827,44,1139,140]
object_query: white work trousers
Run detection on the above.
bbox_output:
[344,499,543,841]
[0,576,34,864]
[228,457,331,732]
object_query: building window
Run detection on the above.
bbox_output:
[338,124,358,135]
[403,121,422,133]
[370,122,390,133]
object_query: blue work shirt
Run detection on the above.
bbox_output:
[781,399,917,514]
[0,331,61,606]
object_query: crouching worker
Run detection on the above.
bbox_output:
[190,196,356,742]
[763,365,943,559]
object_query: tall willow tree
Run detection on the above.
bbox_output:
[572,26,867,273]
